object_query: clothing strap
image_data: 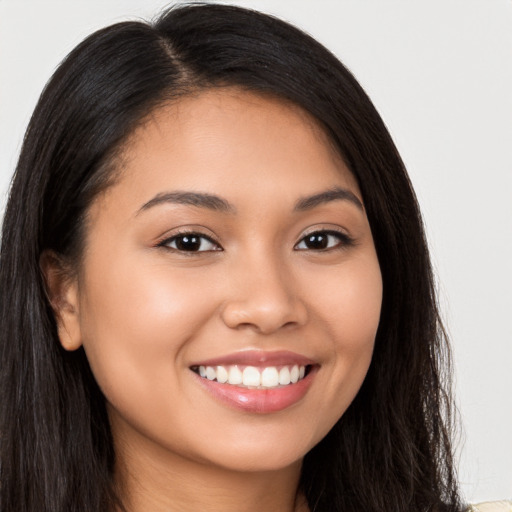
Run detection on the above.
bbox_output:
[468,501,512,512]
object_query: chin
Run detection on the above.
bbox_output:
[190,426,321,474]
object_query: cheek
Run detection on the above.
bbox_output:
[77,255,217,406]
[308,253,382,348]
[302,253,382,415]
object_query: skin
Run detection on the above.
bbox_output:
[45,89,382,512]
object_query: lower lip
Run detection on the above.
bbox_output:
[193,368,317,414]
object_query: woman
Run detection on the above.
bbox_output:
[0,3,508,512]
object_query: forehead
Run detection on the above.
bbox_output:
[104,88,360,212]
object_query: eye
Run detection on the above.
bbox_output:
[159,232,221,253]
[295,230,352,251]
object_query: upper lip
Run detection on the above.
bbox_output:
[190,350,316,368]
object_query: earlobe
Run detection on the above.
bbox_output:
[40,251,83,351]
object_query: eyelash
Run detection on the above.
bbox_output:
[295,230,354,251]
[157,229,354,254]
[157,230,221,255]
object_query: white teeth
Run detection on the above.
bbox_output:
[242,366,261,387]
[216,365,228,383]
[290,365,299,383]
[228,365,243,385]
[195,364,308,388]
[206,366,216,380]
[261,367,279,388]
[278,367,291,385]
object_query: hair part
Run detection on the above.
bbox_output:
[0,4,463,511]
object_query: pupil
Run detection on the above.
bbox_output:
[176,235,201,251]
[306,233,328,249]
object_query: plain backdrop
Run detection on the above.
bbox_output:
[1,0,511,502]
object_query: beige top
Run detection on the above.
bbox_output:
[469,501,512,512]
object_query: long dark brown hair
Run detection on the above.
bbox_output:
[0,4,463,511]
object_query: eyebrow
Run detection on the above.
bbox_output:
[294,187,364,212]
[138,191,236,214]
[137,186,363,215]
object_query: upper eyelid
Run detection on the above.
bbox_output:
[158,227,219,242]
[299,226,349,237]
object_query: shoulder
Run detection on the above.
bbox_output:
[468,501,512,512]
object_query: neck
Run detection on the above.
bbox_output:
[113,429,308,512]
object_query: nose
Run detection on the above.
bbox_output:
[220,258,308,335]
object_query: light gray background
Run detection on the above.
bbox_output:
[1,0,511,502]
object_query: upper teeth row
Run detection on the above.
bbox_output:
[197,365,306,388]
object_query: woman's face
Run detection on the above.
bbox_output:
[60,89,382,473]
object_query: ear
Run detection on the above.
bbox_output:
[40,250,83,351]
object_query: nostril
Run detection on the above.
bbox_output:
[220,298,308,334]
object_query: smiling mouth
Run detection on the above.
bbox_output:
[190,364,312,389]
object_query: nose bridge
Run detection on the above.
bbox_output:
[220,246,307,333]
